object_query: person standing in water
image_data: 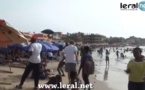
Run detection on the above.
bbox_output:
[105,49,110,66]
[125,47,145,90]
[100,47,103,58]
[116,50,119,58]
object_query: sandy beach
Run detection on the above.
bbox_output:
[0,48,137,90]
[0,60,112,90]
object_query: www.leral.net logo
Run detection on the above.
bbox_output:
[120,1,145,11]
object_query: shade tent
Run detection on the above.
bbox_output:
[0,47,10,54]
[41,43,52,51]
[8,44,23,50]
[23,45,31,51]
[22,43,52,51]
[41,42,59,51]
[53,43,62,48]
[0,19,28,47]
[48,44,59,51]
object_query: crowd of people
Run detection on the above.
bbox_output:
[1,36,144,90]
[15,37,94,90]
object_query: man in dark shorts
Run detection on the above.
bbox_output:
[62,41,78,83]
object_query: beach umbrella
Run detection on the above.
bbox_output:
[0,47,9,54]
[41,29,54,34]
[8,44,23,50]
[41,43,52,51]
[23,43,52,52]
[49,44,59,51]
[53,43,62,48]
[43,42,59,51]
[0,19,28,47]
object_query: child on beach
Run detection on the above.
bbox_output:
[57,59,65,76]
[57,45,65,76]
[125,47,145,90]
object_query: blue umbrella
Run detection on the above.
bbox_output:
[8,44,23,50]
[41,43,52,51]
[0,47,9,54]
[49,44,59,51]
[53,43,62,48]
[41,29,54,34]
[43,42,59,51]
[23,43,52,51]
[23,45,31,51]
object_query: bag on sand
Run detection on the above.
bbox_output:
[83,56,95,75]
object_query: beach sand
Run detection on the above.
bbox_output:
[0,61,112,90]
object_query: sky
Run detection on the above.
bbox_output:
[0,0,145,38]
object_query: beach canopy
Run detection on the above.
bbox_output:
[41,42,59,51]
[8,44,23,50]
[53,43,62,48]
[0,19,28,47]
[48,44,59,51]
[41,43,52,51]
[0,47,10,54]
[23,45,31,52]
[23,43,52,51]
[41,29,54,34]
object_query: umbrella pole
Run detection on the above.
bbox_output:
[9,62,11,71]
[7,50,11,71]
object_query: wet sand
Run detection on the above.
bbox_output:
[93,49,134,90]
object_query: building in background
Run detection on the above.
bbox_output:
[53,32,63,43]
[83,34,106,44]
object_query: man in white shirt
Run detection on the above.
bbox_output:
[16,37,42,90]
[62,40,78,83]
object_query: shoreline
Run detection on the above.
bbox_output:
[0,61,112,90]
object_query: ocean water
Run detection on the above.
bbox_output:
[92,47,145,90]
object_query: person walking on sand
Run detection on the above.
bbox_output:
[125,47,145,90]
[62,40,78,83]
[78,46,94,90]
[57,45,65,76]
[16,37,42,90]
[105,49,110,66]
